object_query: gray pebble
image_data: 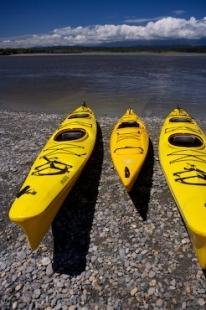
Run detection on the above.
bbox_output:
[34,289,41,299]
[15,284,22,292]
[148,287,156,296]
[41,257,51,266]
[12,301,18,309]
[156,299,163,307]
[198,298,205,306]
[130,287,138,296]
[148,270,156,278]
[68,305,77,310]
[46,263,53,276]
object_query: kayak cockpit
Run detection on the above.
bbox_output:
[68,113,90,119]
[168,133,203,147]
[169,117,192,123]
[55,129,87,141]
[118,121,140,129]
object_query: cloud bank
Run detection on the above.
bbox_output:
[1,17,206,48]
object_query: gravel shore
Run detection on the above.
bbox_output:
[0,110,206,309]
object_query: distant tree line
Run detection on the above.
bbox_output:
[0,46,206,55]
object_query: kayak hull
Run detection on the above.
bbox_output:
[159,108,206,269]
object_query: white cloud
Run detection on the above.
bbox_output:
[124,16,165,24]
[1,17,206,48]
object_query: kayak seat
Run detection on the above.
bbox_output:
[169,117,192,123]
[118,121,139,129]
[68,113,90,119]
[55,129,86,141]
[169,133,203,147]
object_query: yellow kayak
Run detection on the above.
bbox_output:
[110,108,149,191]
[159,107,206,269]
[9,104,97,250]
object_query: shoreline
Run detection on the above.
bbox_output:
[5,51,206,57]
[1,110,206,308]
[0,108,205,127]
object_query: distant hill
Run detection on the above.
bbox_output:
[99,38,206,47]
[0,40,206,55]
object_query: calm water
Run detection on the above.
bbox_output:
[0,54,206,118]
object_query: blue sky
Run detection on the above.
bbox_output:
[0,0,206,47]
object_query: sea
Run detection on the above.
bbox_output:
[0,53,206,118]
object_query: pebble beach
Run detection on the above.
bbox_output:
[0,110,206,309]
